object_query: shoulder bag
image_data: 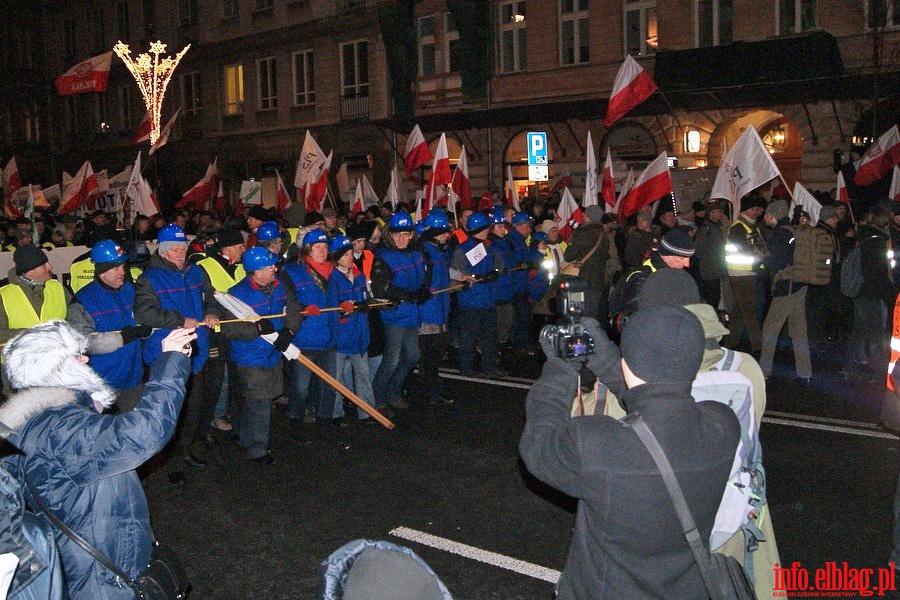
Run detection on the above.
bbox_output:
[25,479,190,600]
[560,233,604,277]
[621,413,756,600]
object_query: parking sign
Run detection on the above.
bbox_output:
[527,132,548,166]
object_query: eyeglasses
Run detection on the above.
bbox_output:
[261,265,277,272]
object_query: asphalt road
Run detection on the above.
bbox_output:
[144,347,899,599]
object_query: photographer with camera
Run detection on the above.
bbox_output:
[520,304,739,599]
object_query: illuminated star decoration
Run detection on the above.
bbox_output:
[113,40,190,146]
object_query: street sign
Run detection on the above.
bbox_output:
[527,132,548,166]
[529,165,548,181]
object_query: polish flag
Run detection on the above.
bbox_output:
[424,133,451,217]
[385,164,401,211]
[889,165,900,202]
[149,106,182,155]
[214,181,225,215]
[618,152,673,220]
[125,153,160,217]
[604,56,657,128]
[615,168,635,214]
[3,157,22,218]
[294,130,325,191]
[854,125,900,186]
[177,158,218,210]
[451,146,472,210]
[601,147,617,213]
[548,170,573,195]
[276,171,292,214]
[477,191,494,211]
[59,161,99,214]
[555,187,584,242]
[836,171,850,204]
[351,178,365,215]
[307,150,332,214]
[405,124,432,183]
[506,165,520,211]
[132,110,152,145]
[55,51,113,95]
[583,132,599,207]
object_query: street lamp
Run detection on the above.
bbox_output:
[113,40,190,146]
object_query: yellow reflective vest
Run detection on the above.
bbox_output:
[0,279,67,328]
[70,258,142,293]
[197,256,246,292]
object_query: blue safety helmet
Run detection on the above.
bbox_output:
[423,211,451,232]
[466,212,490,233]
[157,224,186,243]
[415,220,427,237]
[430,205,447,215]
[490,207,505,225]
[302,228,329,247]
[242,246,278,272]
[256,221,281,242]
[511,211,532,226]
[531,231,549,243]
[329,235,352,255]
[388,211,414,232]
[90,240,128,264]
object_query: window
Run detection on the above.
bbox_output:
[292,50,315,105]
[867,0,898,29]
[696,0,731,46]
[181,71,202,114]
[445,13,460,73]
[63,19,75,60]
[419,16,436,76]
[223,63,244,115]
[340,40,368,98]
[778,0,816,34]
[499,1,527,73]
[257,57,277,110]
[24,106,41,144]
[560,0,589,65]
[90,8,106,53]
[254,0,273,10]
[223,0,238,18]
[624,0,658,56]
[179,0,198,26]
[119,86,135,128]
[117,2,130,41]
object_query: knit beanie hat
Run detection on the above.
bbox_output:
[621,305,704,384]
[13,244,48,275]
[94,261,122,276]
[216,227,245,249]
[158,240,188,255]
[304,211,325,227]
[540,219,557,234]
[765,199,789,221]
[658,227,695,257]
[639,268,701,309]
[585,205,604,224]
[818,205,837,223]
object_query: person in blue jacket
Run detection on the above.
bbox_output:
[327,235,374,423]
[451,212,506,379]
[221,247,300,464]
[66,240,152,413]
[488,208,515,349]
[506,211,535,348]
[370,211,432,415]
[282,229,339,435]
[0,320,195,600]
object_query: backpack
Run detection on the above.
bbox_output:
[840,245,863,298]
[790,225,833,286]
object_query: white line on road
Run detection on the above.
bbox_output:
[389,526,561,584]
[761,417,898,440]
[765,410,882,429]
[439,371,533,390]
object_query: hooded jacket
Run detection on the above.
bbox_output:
[0,349,190,600]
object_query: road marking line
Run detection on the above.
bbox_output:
[761,417,898,440]
[389,526,560,584]
[439,371,533,390]
[765,410,881,429]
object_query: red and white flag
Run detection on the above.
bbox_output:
[604,55,657,128]
[889,165,900,202]
[307,150,332,214]
[214,181,225,216]
[3,157,22,218]
[351,178,365,215]
[451,145,472,211]
[506,165,520,211]
[424,133,451,216]
[476,191,494,211]
[404,124,432,183]
[854,125,900,186]
[583,132,599,207]
[601,147,617,213]
[618,152,673,220]
[836,170,850,204]
[555,187,584,242]
[55,51,113,95]
[149,106,182,156]
[549,170,573,195]
[177,158,218,210]
[791,182,823,226]
[276,171,292,214]
[132,110,152,145]
[294,130,325,191]
[385,164,401,211]
[710,126,780,215]
[615,168,635,214]
[59,161,99,214]
[125,153,160,217]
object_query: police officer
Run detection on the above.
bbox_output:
[67,240,151,411]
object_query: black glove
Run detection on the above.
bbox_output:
[120,326,147,345]
[415,287,433,305]
[256,319,276,336]
[402,290,418,303]
[273,327,293,352]
[135,324,153,338]
[354,301,369,313]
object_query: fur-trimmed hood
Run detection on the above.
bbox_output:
[0,386,80,433]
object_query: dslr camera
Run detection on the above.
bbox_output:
[540,278,595,358]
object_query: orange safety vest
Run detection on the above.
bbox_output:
[888,294,900,391]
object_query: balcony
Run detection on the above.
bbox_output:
[340,94,369,121]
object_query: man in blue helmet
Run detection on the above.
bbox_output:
[255,220,285,258]
[134,224,222,471]
[451,211,506,379]
[506,211,536,349]
[370,211,432,415]
[220,247,300,464]
[67,240,152,411]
